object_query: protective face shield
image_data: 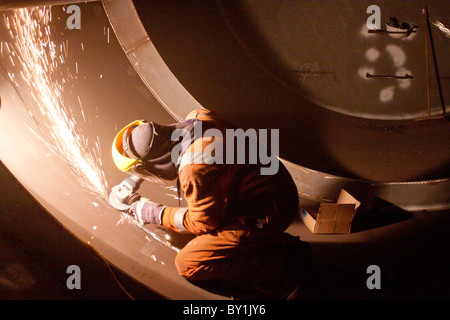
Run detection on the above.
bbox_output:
[112,120,166,185]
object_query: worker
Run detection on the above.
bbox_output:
[112,109,311,299]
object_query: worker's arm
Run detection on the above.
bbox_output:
[127,163,229,233]
[130,108,231,232]
[161,163,232,234]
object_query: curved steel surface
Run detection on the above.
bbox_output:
[281,159,450,212]
[0,0,98,9]
[132,0,449,183]
[0,0,223,299]
[102,0,201,122]
[125,0,449,210]
[0,0,448,300]
[216,0,450,120]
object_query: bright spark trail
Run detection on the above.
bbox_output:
[3,7,108,198]
[432,20,450,38]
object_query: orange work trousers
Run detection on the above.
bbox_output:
[175,199,300,283]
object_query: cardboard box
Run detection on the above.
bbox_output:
[300,189,361,234]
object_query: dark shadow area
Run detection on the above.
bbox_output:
[216,0,302,95]
[351,197,414,233]
[185,235,313,300]
[0,161,164,300]
[302,227,450,300]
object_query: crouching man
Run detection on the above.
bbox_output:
[111,109,311,299]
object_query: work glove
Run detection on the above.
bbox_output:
[126,198,166,225]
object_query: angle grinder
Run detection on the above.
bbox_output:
[109,175,144,211]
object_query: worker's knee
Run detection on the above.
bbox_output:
[174,250,191,278]
[175,250,232,281]
[174,248,209,280]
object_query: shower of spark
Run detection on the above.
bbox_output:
[4,7,108,198]
[432,20,450,38]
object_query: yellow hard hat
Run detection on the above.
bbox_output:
[112,120,146,172]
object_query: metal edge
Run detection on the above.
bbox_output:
[102,0,449,213]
